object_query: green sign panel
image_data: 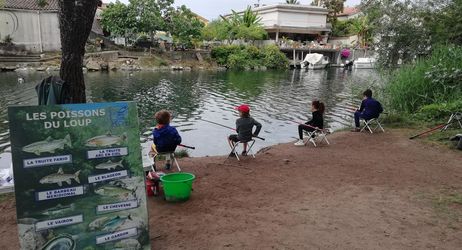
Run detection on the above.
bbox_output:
[8,102,151,250]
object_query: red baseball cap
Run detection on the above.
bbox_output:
[234,104,250,113]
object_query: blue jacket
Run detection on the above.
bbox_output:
[359,97,383,118]
[153,124,182,152]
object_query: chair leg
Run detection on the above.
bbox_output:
[365,121,373,133]
[171,153,181,172]
[377,121,385,132]
[321,134,330,145]
[247,140,256,158]
[228,142,240,161]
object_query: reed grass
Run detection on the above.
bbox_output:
[385,46,462,115]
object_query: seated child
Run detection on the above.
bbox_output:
[352,89,383,132]
[152,110,181,170]
[228,104,262,156]
[294,100,325,146]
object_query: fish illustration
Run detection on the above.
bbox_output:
[114,239,141,250]
[39,168,80,187]
[88,216,110,231]
[95,159,124,170]
[94,185,137,200]
[85,132,127,147]
[22,134,72,155]
[41,204,75,216]
[41,234,75,250]
[102,214,132,232]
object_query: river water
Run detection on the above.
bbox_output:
[0,69,377,159]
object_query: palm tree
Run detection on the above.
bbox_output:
[286,0,300,4]
[349,16,371,48]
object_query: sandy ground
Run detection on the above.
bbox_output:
[1,130,462,249]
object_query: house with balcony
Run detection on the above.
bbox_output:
[230,4,331,43]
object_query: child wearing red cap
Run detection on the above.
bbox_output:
[228,104,262,156]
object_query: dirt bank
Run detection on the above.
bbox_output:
[1,130,462,249]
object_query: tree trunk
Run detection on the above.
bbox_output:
[58,0,100,103]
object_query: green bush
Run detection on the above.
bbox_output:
[211,45,242,65]
[263,45,289,69]
[418,100,462,121]
[211,45,288,69]
[386,45,462,114]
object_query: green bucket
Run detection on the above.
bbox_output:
[160,172,195,202]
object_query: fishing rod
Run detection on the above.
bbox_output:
[409,120,458,140]
[200,118,266,141]
[141,136,196,150]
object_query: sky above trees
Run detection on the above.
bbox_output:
[104,0,361,20]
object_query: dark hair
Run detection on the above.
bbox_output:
[312,100,325,114]
[363,89,372,98]
[239,111,250,118]
[154,110,171,125]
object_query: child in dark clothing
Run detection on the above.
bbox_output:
[151,110,181,170]
[228,104,262,156]
[294,100,325,146]
[352,89,383,132]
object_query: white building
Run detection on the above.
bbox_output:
[231,4,331,42]
[0,0,104,53]
[0,0,61,52]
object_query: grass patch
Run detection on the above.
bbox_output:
[139,56,169,67]
[0,193,14,203]
[431,189,462,227]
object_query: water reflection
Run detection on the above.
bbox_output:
[0,69,378,157]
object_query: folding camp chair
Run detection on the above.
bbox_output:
[145,144,181,172]
[227,139,256,161]
[360,117,385,133]
[442,112,462,131]
[302,129,330,147]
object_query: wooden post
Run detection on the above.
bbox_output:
[293,49,296,67]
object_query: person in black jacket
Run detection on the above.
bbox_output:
[294,100,325,146]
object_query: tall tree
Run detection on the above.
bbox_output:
[166,5,205,47]
[312,0,345,22]
[362,0,430,67]
[130,0,174,41]
[101,1,137,44]
[349,16,371,48]
[58,0,101,103]
[421,0,462,45]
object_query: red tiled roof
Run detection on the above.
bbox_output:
[2,0,59,11]
[338,7,360,17]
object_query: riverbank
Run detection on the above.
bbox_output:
[1,129,461,249]
[0,50,227,73]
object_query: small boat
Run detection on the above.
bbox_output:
[301,53,329,70]
[354,57,376,69]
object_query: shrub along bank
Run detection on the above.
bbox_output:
[385,46,462,122]
[211,45,289,70]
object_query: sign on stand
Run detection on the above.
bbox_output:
[8,102,151,250]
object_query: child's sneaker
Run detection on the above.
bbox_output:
[294,139,305,146]
[241,151,247,156]
[164,163,171,170]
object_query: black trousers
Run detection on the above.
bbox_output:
[298,124,315,139]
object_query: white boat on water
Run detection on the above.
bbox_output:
[301,53,329,70]
[354,57,376,69]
